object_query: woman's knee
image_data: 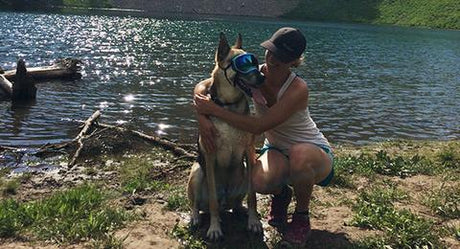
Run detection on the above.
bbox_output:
[288,143,331,183]
[251,166,284,194]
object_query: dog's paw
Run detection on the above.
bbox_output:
[247,214,263,233]
[189,210,201,227]
[206,224,223,241]
[190,216,200,227]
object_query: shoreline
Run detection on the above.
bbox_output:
[1,4,458,31]
[0,138,458,248]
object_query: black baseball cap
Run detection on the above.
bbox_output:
[261,27,306,63]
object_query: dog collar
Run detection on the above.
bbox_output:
[210,83,246,107]
[211,93,246,107]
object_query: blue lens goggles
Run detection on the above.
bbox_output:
[231,53,259,74]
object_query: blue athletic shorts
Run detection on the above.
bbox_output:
[258,143,334,187]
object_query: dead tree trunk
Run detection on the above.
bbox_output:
[11,59,37,101]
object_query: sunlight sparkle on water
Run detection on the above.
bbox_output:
[116,120,127,125]
[158,123,171,130]
[98,101,109,109]
[123,94,135,102]
[156,123,171,135]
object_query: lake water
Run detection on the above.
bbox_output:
[0,11,459,147]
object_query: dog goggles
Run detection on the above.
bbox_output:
[231,53,259,74]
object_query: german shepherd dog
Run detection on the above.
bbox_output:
[187,33,263,240]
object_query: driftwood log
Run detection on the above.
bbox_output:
[3,58,82,81]
[0,58,82,100]
[0,74,13,97]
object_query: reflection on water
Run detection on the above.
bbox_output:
[0,12,459,147]
[10,99,36,136]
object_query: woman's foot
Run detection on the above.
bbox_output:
[267,185,292,228]
[282,212,311,246]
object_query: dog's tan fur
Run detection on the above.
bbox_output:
[187,33,262,240]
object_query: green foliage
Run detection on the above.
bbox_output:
[117,152,175,194]
[62,0,112,8]
[172,223,206,249]
[371,151,430,176]
[0,185,129,243]
[90,233,126,249]
[1,179,20,196]
[423,183,459,219]
[286,0,381,23]
[0,0,60,9]
[0,199,30,237]
[166,186,189,212]
[285,0,460,29]
[332,150,435,188]
[437,146,460,170]
[0,0,112,10]
[377,0,460,29]
[352,185,445,248]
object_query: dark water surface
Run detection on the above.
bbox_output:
[0,11,459,147]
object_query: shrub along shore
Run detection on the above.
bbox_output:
[0,0,459,30]
[285,0,460,30]
[0,139,459,248]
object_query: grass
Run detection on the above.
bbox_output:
[115,148,179,193]
[328,140,460,248]
[0,184,130,243]
[332,150,432,188]
[331,140,459,188]
[0,146,188,247]
[423,183,459,219]
[1,179,20,196]
[90,233,126,249]
[352,184,444,248]
[172,223,206,249]
[113,148,191,212]
[437,144,460,170]
[166,185,189,212]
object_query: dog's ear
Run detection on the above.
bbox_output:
[217,32,230,62]
[234,33,242,49]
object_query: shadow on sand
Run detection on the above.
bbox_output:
[192,211,357,249]
[192,211,268,249]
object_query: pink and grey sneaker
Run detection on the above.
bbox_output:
[282,212,312,246]
[267,185,292,228]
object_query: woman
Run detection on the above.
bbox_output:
[194,27,334,246]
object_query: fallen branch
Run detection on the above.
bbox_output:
[68,110,101,167]
[86,121,197,160]
[30,111,197,167]
[0,145,18,151]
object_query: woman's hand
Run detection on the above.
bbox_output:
[194,93,219,116]
[193,93,220,152]
[197,114,218,152]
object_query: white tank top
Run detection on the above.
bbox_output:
[254,72,330,153]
